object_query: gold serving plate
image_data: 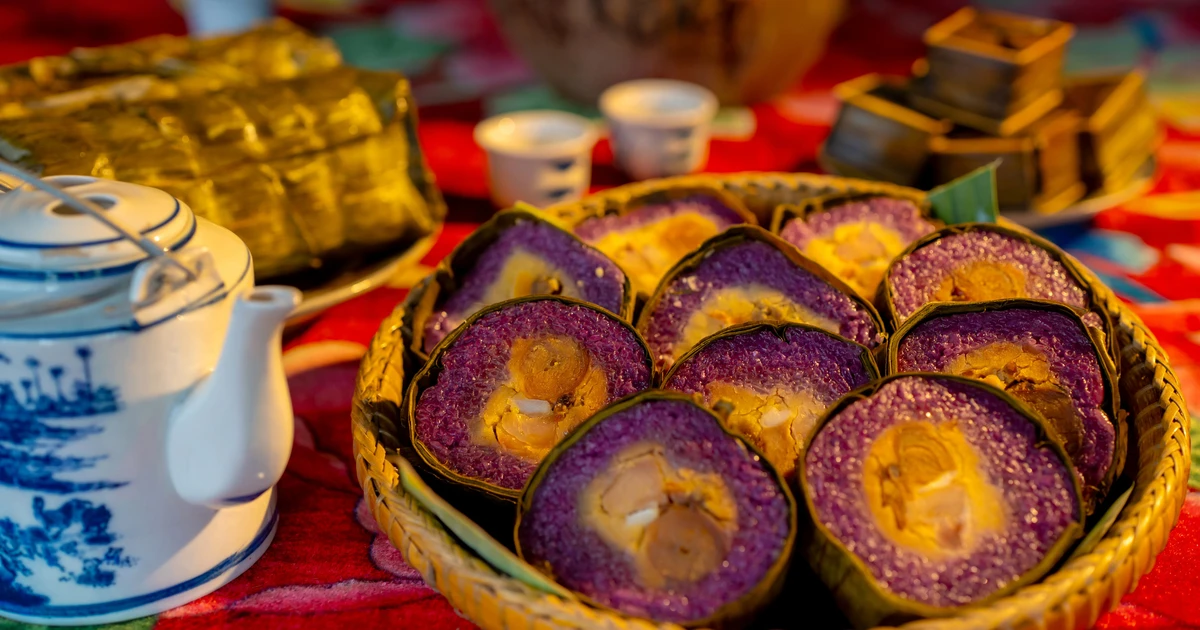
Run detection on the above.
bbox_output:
[0,19,445,296]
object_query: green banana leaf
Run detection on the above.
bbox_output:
[1190,414,1200,490]
[389,454,574,599]
[1065,485,1134,563]
[927,160,1001,225]
[0,616,157,630]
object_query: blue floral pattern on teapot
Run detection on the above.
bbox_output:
[0,346,134,608]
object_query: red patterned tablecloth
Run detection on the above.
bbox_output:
[1,1,1199,628]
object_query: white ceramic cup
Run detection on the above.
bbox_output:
[183,0,272,35]
[599,79,719,181]
[474,110,598,208]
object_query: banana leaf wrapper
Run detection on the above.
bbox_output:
[405,296,654,509]
[390,455,575,599]
[516,390,796,629]
[0,19,341,119]
[771,192,942,300]
[799,373,1084,629]
[880,222,1116,358]
[562,185,756,300]
[637,225,886,372]
[0,67,445,283]
[662,321,879,481]
[410,209,634,360]
[887,299,1124,512]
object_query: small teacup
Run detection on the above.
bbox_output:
[474,110,598,208]
[599,79,719,181]
[182,0,272,35]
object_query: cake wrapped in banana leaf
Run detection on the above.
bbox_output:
[638,226,885,371]
[663,323,877,480]
[773,194,941,298]
[417,209,632,356]
[883,224,1098,327]
[517,391,795,628]
[570,186,754,296]
[0,66,444,282]
[0,19,341,119]
[890,301,1121,510]
[407,297,653,501]
[801,374,1083,629]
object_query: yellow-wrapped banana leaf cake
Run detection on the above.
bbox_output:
[0,20,444,285]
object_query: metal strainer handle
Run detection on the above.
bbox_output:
[0,160,196,281]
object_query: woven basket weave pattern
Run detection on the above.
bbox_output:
[351,173,1190,630]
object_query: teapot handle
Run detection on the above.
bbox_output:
[129,248,226,326]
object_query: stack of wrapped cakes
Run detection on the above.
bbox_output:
[395,183,1125,628]
[0,20,444,285]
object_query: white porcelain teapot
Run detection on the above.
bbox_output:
[0,167,300,625]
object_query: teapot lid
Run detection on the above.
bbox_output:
[0,176,195,278]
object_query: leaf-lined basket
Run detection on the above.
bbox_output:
[352,172,1189,630]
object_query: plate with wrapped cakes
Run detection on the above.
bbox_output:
[0,20,446,327]
[353,172,1188,630]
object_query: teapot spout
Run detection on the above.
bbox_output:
[167,286,301,508]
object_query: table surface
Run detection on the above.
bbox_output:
[2,0,1200,628]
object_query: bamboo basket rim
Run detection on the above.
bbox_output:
[351,172,1191,630]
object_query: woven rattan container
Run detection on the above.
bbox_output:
[352,173,1190,630]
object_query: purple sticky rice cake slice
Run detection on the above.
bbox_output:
[801,375,1083,628]
[892,302,1120,509]
[408,297,653,499]
[664,323,878,480]
[885,224,1095,326]
[638,226,884,372]
[572,187,753,296]
[517,392,795,627]
[421,210,630,354]
[777,196,939,299]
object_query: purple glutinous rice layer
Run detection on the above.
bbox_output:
[572,192,747,243]
[414,300,652,490]
[779,197,937,250]
[641,240,882,369]
[888,229,1090,323]
[665,326,873,408]
[518,399,791,624]
[804,376,1079,608]
[423,220,627,352]
[895,308,1114,496]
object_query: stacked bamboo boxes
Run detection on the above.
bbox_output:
[822,8,1160,215]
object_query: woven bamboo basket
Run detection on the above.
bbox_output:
[351,172,1191,630]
